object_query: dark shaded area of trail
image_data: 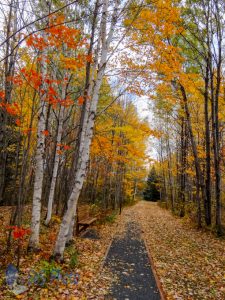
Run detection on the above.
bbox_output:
[105,221,161,300]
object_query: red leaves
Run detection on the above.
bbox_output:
[56,144,72,154]
[42,130,49,136]
[63,145,71,150]
[78,96,85,105]
[26,14,86,52]
[20,67,42,90]
[0,91,5,99]
[1,102,20,116]
[7,75,23,86]
[60,97,74,107]
[22,127,35,135]
[48,86,57,96]
[86,54,93,63]
[26,34,47,51]
[7,226,30,240]
[15,119,21,126]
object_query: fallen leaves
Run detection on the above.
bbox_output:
[1,202,224,299]
[123,201,225,300]
[0,206,119,299]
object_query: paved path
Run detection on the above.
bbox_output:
[105,221,161,300]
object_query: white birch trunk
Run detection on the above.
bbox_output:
[53,0,120,259]
[66,213,76,244]
[45,91,66,225]
[29,45,48,249]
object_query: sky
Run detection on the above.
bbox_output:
[133,95,158,160]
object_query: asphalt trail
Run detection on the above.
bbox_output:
[105,221,161,300]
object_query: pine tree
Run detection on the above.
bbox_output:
[143,167,160,202]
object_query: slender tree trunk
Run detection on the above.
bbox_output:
[28,42,48,250]
[180,84,203,227]
[66,213,75,245]
[0,0,17,203]
[159,137,167,205]
[45,91,66,225]
[212,0,222,234]
[204,62,211,226]
[165,124,174,211]
[179,116,187,217]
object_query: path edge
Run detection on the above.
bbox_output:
[100,238,113,270]
[143,239,167,300]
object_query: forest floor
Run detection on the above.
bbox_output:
[0,201,224,299]
[0,206,119,299]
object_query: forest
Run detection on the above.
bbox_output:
[0,0,224,299]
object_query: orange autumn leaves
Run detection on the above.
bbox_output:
[0,101,20,116]
[40,129,72,155]
[90,100,150,199]
[124,0,185,87]
[26,15,87,51]
[56,144,72,155]
[26,14,89,72]
[0,13,90,140]
[0,99,22,129]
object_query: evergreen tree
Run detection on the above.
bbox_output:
[143,167,160,201]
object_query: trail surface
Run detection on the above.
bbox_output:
[105,220,161,300]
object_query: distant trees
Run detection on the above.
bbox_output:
[143,167,160,202]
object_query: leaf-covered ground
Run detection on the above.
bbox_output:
[0,202,224,299]
[124,201,225,300]
[0,206,119,299]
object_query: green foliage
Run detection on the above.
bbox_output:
[104,211,117,224]
[39,260,61,282]
[66,245,79,268]
[28,260,62,286]
[69,249,79,268]
[143,166,160,202]
[90,203,100,216]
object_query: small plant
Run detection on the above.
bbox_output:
[28,260,62,286]
[90,203,100,215]
[66,245,79,268]
[7,225,30,240]
[105,211,117,223]
[7,225,31,268]
[69,250,79,268]
[40,260,61,281]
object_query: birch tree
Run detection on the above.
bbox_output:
[53,0,120,259]
[45,89,66,226]
[28,0,50,249]
[28,39,48,250]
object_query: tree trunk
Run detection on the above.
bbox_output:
[28,43,48,250]
[53,0,120,259]
[180,84,203,228]
[204,62,211,226]
[45,89,66,225]
[212,0,222,234]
